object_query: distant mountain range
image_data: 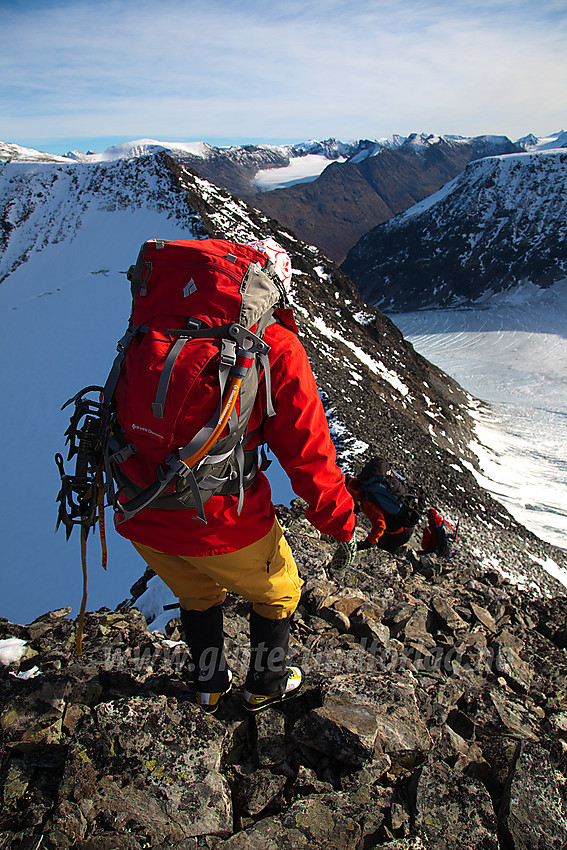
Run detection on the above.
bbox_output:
[342,148,567,311]
[250,134,521,262]
[3,132,566,265]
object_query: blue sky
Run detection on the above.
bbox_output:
[1,0,566,155]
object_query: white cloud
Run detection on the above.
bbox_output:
[1,0,566,148]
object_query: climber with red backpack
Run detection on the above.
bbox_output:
[57,236,357,713]
[421,508,458,558]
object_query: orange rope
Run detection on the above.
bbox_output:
[76,528,88,656]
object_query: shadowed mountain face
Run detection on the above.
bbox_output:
[342,150,567,311]
[247,136,520,262]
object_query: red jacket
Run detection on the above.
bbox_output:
[422,508,453,553]
[115,311,356,555]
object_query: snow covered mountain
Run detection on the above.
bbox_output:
[516,130,567,152]
[2,148,564,626]
[0,141,69,163]
[0,133,532,265]
[250,134,521,262]
[343,149,567,311]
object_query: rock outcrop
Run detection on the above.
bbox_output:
[2,501,567,848]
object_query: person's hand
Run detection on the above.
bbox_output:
[329,539,357,573]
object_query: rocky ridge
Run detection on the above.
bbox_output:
[1,499,567,848]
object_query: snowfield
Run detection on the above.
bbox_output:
[252,154,344,191]
[392,279,567,552]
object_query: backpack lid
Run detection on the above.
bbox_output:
[359,457,390,481]
[127,238,281,329]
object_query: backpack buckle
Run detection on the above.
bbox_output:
[220,339,237,367]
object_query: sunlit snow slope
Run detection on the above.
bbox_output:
[393,281,567,551]
[0,162,198,623]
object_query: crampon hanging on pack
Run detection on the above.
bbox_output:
[55,237,289,653]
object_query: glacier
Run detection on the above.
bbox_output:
[391,279,567,552]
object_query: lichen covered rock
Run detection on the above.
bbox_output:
[1,512,567,848]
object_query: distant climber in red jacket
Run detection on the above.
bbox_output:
[116,238,357,713]
[422,508,457,557]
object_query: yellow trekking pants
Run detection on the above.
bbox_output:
[132,519,303,620]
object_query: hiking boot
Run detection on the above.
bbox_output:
[244,666,303,713]
[246,611,292,691]
[197,669,233,714]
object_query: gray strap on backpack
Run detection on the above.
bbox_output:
[103,325,141,406]
[219,339,239,432]
[152,334,237,422]
[174,462,207,523]
[152,337,188,419]
[252,311,276,418]
[234,441,246,515]
[115,453,207,525]
[259,351,275,417]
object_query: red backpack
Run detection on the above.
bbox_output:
[57,237,287,534]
